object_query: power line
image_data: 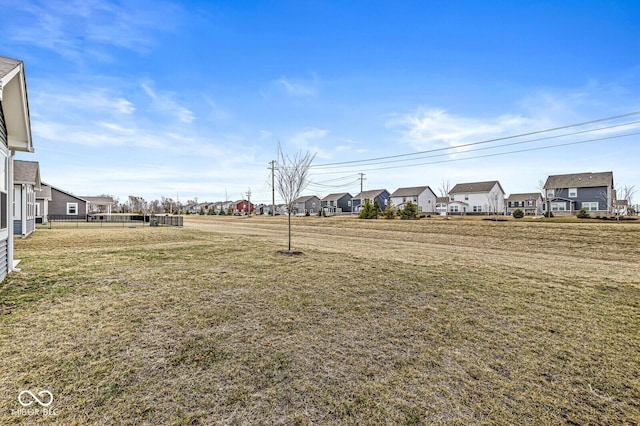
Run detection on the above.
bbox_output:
[310,111,640,169]
[346,131,640,173]
[313,120,640,170]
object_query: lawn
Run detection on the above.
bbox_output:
[1,215,639,424]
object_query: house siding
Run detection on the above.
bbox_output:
[0,238,7,280]
[0,99,6,147]
[12,219,21,235]
[548,186,610,213]
[48,187,87,219]
[0,100,8,280]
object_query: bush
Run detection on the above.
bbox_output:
[383,200,397,219]
[359,199,378,219]
[544,211,554,218]
[399,201,419,220]
[512,209,525,219]
[577,208,591,219]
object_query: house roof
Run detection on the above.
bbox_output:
[35,183,52,200]
[293,195,319,203]
[0,55,33,152]
[41,182,88,202]
[390,186,434,197]
[544,171,613,189]
[321,192,352,202]
[450,181,504,195]
[436,196,449,204]
[13,160,40,188]
[353,189,388,199]
[506,193,541,202]
[82,196,114,205]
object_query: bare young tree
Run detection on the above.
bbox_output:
[275,144,315,252]
[439,179,451,197]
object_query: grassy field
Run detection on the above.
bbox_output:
[0,215,639,424]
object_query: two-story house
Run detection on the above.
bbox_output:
[543,171,614,215]
[351,189,390,214]
[321,193,352,215]
[448,181,505,215]
[390,186,437,214]
[505,193,543,216]
[292,195,320,215]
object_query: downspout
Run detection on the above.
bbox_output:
[8,149,19,272]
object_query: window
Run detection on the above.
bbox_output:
[402,197,406,203]
[450,205,459,212]
[450,195,455,202]
[582,202,599,211]
[547,189,555,198]
[67,203,78,215]
[551,202,566,211]
[569,188,577,198]
[464,194,469,201]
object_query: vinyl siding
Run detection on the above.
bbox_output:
[0,238,7,280]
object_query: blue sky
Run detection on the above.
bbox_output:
[1,0,638,204]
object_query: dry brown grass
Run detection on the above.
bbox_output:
[0,215,639,424]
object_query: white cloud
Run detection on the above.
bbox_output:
[5,0,183,60]
[276,75,318,97]
[141,82,195,124]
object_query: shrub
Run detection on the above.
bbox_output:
[359,199,378,219]
[512,209,525,219]
[399,201,419,220]
[383,200,397,219]
[544,211,554,218]
[577,208,591,219]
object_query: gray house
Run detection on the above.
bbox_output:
[0,56,34,280]
[390,186,437,214]
[292,195,320,215]
[351,189,390,214]
[543,171,614,215]
[35,184,52,224]
[13,160,41,236]
[43,183,88,219]
[321,193,352,215]
[506,193,543,216]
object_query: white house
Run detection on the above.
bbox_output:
[13,160,40,236]
[448,181,505,215]
[0,56,35,279]
[389,186,437,214]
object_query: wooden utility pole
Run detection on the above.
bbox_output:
[269,160,276,216]
[246,187,251,216]
[358,172,366,213]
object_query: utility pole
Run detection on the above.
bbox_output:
[358,172,366,213]
[269,160,276,216]
[246,187,251,217]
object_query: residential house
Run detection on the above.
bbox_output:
[13,160,40,236]
[505,193,543,216]
[292,195,320,215]
[35,183,51,224]
[543,171,614,215]
[233,199,254,215]
[448,181,505,215]
[351,189,390,214]
[1,55,35,279]
[83,195,114,214]
[435,196,449,216]
[390,186,437,214]
[44,183,88,219]
[321,193,352,215]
